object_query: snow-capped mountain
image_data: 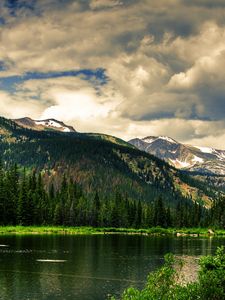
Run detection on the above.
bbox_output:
[14,117,76,133]
[129,136,225,176]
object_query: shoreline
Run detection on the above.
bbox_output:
[0,226,225,236]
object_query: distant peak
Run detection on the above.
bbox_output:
[142,136,178,144]
[129,134,225,175]
[158,136,178,144]
[14,117,76,133]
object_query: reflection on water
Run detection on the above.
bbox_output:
[0,234,224,300]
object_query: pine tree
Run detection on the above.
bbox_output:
[153,196,166,227]
[92,192,100,227]
[0,159,6,225]
[4,165,19,224]
[135,200,142,228]
[17,170,32,225]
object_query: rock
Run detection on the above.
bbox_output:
[208,229,215,235]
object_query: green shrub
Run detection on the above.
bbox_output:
[198,246,225,300]
[113,247,225,300]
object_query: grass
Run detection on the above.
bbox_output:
[0,226,225,236]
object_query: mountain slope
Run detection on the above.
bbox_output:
[14,117,133,149]
[0,117,222,208]
[129,136,225,176]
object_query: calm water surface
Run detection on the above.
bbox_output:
[0,234,225,300]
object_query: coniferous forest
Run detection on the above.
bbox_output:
[1,160,225,228]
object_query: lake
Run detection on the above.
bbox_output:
[0,234,225,300]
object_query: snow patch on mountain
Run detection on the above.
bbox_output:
[169,159,191,168]
[169,150,177,154]
[194,146,214,154]
[142,137,155,144]
[35,119,73,132]
[143,136,178,144]
[63,127,71,132]
[170,156,203,169]
[158,136,177,144]
[193,146,225,161]
[219,152,225,159]
[192,155,204,163]
[35,120,63,128]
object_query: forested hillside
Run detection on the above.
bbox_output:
[0,162,225,227]
[0,116,224,227]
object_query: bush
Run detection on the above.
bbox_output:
[198,246,225,299]
[112,247,225,300]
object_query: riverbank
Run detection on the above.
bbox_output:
[0,226,225,236]
[116,247,225,300]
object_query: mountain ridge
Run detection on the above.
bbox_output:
[129,136,225,176]
[14,117,76,133]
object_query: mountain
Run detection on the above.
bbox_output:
[14,117,76,133]
[129,136,225,176]
[0,116,223,210]
[13,117,131,148]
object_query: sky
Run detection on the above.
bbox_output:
[0,0,225,149]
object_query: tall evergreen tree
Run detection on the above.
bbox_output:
[92,192,100,227]
[153,196,166,227]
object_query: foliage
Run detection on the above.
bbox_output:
[198,247,225,299]
[114,247,225,300]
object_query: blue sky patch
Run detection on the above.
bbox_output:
[0,68,109,93]
[5,0,36,16]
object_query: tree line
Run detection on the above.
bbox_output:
[0,161,224,228]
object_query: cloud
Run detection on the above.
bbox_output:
[89,0,123,10]
[0,1,148,76]
[11,76,122,134]
[0,90,44,119]
[123,119,225,149]
[167,23,225,121]
[108,21,225,124]
[0,0,224,148]
[41,88,111,121]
